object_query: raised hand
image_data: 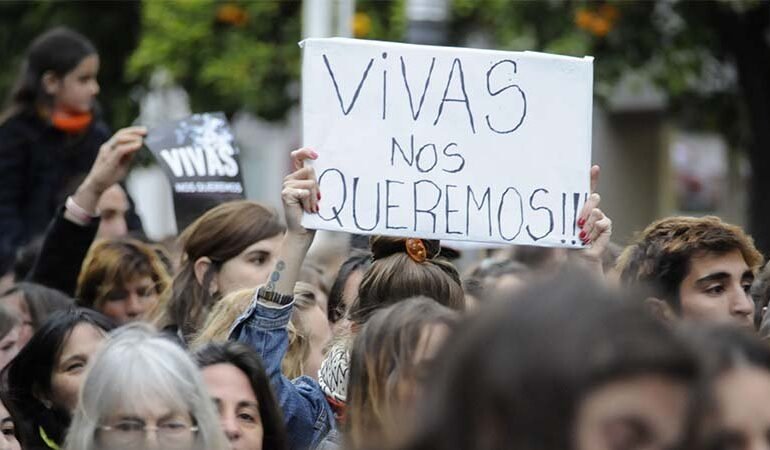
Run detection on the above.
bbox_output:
[281,147,320,236]
[576,165,613,272]
[71,126,147,216]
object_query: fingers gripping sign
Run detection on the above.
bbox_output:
[575,164,613,267]
[283,148,321,234]
[89,126,148,193]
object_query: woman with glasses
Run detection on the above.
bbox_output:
[63,324,227,450]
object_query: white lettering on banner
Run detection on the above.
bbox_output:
[301,38,594,248]
[159,146,239,178]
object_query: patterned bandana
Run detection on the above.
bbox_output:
[318,338,350,403]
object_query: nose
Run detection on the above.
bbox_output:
[144,429,161,450]
[92,80,100,96]
[221,412,242,442]
[115,216,128,237]
[125,293,147,319]
[730,286,754,319]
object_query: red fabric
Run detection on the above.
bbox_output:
[51,109,93,134]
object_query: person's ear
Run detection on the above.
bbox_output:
[643,297,678,323]
[41,71,61,96]
[194,257,219,296]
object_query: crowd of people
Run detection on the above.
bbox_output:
[0,26,769,450]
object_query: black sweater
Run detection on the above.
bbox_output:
[0,112,142,270]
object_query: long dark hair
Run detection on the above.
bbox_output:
[0,282,74,330]
[2,27,97,120]
[327,250,372,323]
[194,341,288,450]
[0,308,114,449]
[403,269,699,450]
[160,201,284,339]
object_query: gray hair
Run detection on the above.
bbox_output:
[63,323,228,450]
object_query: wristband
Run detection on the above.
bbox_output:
[256,286,294,306]
[65,196,98,225]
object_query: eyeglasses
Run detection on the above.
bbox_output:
[98,421,198,448]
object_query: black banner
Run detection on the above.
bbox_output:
[144,112,246,230]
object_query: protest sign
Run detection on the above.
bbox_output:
[300,38,594,248]
[144,112,245,230]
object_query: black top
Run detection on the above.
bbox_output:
[26,206,99,297]
[0,112,142,270]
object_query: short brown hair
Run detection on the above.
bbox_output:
[617,216,763,309]
[77,238,171,313]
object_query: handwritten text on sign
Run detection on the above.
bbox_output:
[301,38,594,247]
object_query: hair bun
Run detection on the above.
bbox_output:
[369,236,441,262]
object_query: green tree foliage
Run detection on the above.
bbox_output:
[129,0,302,121]
[451,0,750,142]
[451,0,770,252]
[128,0,403,121]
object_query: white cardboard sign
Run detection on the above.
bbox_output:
[301,38,593,248]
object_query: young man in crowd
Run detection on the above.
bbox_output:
[616,216,764,329]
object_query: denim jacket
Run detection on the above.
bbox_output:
[229,294,335,450]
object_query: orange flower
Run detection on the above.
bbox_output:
[217,3,248,27]
[574,5,616,37]
[590,16,611,37]
[353,12,372,38]
[575,8,594,30]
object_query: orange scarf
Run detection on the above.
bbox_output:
[50,109,92,134]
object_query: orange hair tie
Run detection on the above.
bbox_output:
[405,238,428,263]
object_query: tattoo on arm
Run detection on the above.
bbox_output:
[266,260,286,291]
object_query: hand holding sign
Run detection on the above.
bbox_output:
[282,147,320,237]
[71,126,147,216]
[573,164,613,274]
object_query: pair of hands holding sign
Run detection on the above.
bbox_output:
[281,147,612,270]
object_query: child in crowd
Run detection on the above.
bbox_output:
[0,27,144,272]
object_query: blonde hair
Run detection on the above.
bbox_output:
[281,282,320,379]
[190,288,255,349]
[191,282,324,381]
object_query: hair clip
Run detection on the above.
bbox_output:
[405,238,428,263]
